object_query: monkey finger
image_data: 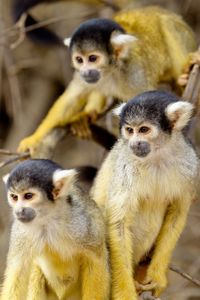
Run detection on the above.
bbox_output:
[70,120,91,139]
[177,73,189,86]
[138,281,157,292]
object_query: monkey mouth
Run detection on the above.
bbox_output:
[133,150,150,158]
[130,142,151,158]
[17,216,35,223]
[81,70,100,84]
[16,209,36,223]
[83,76,100,84]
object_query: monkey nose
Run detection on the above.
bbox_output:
[15,207,36,223]
[81,69,100,83]
[131,141,151,157]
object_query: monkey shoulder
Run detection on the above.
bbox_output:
[66,185,106,248]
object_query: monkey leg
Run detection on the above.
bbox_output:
[70,91,107,139]
[108,222,137,300]
[0,235,31,300]
[27,264,47,300]
[81,245,110,300]
[178,51,200,87]
[0,266,29,300]
[142,200,191,297]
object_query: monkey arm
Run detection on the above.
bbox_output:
[107,219,138,300]
[81,245,110,300]
[26,264,47,300]
[144,199,191,296]
[18,79,88,155]
[0,231,31,300]
[18,80,107,156]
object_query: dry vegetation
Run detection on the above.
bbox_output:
[0,0,199,299]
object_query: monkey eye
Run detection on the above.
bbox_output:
[125,126,134,134]
[75,56,83,64]
[24,193,34,200]
[139,126,150,134]
[88,55,98,62]
[10,193,18,201]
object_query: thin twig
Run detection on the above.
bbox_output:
[169,264,200,288]
[0,149,25,156]
[0,153,30,169]
[182,46,200,109]
[4,49,22,120]
[0,11,98,41]
[182,46,200,142]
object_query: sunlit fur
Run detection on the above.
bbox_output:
[1,159,110,300]
[91,91,199,299]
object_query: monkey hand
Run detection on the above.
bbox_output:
[70,110,98,139]
[18,134,49,158]
[140,269,167,297]
[178,51,200,86]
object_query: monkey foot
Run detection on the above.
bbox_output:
[70,119,91,139]
[70,111,98,139]
[137,281,157,292]
[178,51,200,87]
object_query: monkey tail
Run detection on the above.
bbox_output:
[76,166,98,183]
[12,0,65,47]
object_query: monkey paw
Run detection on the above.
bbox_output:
[18,135,45,158]
[140,272,167,297]
[70,111,98,139]
[178,51,200,87]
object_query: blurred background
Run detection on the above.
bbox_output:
[0,1,199,299]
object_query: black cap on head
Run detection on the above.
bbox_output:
[120,90,180,133]
[7,159,62,201]
[70,18,125,54]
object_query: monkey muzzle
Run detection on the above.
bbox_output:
[130,141,151,157]
[15,207,36,223]
[81,69,100,84]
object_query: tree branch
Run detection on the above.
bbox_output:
[0,153,30,169]
[182,46,200,142]
[169,264,200,288]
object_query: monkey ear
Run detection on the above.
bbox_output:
[113,103,126,117]
[165,101,194,130]
[52,169,77,199]
[110,31,137,58]
[63,37,71,47]
[2,173,9,185]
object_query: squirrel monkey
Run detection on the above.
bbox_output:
[1,159,110,300]
[91,90,199,299]
[18,6,197,155]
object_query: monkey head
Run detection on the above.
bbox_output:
[3,159,77,223]
[64,18,136,84]
[114,90,194,159]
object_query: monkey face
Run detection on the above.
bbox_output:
[121,123,159,158]
[71,50,109,84]
[15,207,36,223]
[115,90,194,160]
[7,188,42,223]
[4,159,78,226]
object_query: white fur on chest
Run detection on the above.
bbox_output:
[109,142,197,212]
